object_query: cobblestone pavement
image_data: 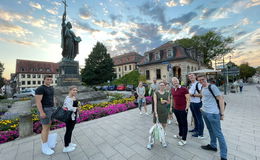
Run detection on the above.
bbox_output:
[0,84,259,160]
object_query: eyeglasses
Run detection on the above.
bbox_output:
[198,78,205,81]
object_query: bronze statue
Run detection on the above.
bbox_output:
[61,0,81,61]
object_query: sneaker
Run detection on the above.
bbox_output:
[162,142,167,148]
[63,146,75,153]
[173,135,182,139]
[167,120,172,125]
[192,133,199,137]
[198,136,205,140]
[201,144,217,152]
[189,129,197,132]
[140,112,143,115]
[178,140,187,146]
[42,143,55,155]
[146,144,152,150]
[221,158,227,160]
[69,143,77,147]
[145,112,149,115]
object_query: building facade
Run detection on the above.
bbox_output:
[138,41,206,84]
[14,59,59,91]
[112,52,143,79]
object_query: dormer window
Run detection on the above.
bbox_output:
[167,49,173,57]
[145,55,149,62]
[155,52,160,60]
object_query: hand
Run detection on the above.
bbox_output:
[40,112,46,119]
[220,115,224,120]
[161,100,168,104]
[155,112,158,118]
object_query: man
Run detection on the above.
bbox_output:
[171,77,190,146]
[35,75,56,155]
[149,79,158,113]
[188,73,204,139]
[197,74,227,160]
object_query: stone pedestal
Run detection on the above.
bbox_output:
[57,60,81,86]
[19,112,33,138]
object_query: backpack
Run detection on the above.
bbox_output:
[208,84,227,110]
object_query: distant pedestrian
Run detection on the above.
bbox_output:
[233,80,239,93]
[188,73,204,139]
[239,79,244,93]
[165,83,176,125]
[149,79,159,114]
[137,81,148,115]
[171,77,190,146]
[197,74,227,160]
[35,75,56,155]
[62,86,79,153]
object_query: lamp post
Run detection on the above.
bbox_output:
[223,56,227,95]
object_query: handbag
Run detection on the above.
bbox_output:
[51,107,73,123]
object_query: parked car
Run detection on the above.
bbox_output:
[94,86,102,90]
[126,84,135,91]
[13,88,35,98]
[101,85,109,91]
[108,85,117,91]
[117,84,126,91]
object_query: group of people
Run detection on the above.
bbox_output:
[35,75,79,155]
[138,73,227,160]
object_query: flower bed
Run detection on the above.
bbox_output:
[0,96,152,144]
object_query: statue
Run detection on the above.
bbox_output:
[61,0,81,61]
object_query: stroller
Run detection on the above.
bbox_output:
[146,118,167,149]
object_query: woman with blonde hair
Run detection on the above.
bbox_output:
[62,86,79,153]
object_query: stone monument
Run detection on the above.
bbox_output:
[55,0,106,105]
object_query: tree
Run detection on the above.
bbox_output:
[175,31,234,66]
[0,62,4,88]
[112,70,146,86]
[81,42,115,85]
[239,63,256,80]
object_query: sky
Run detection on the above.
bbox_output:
[0,0,260,79]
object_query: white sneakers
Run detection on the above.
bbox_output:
[63,146,76,153]
[178,140,187,146]
[69,143,77,147]
[139,111,149,115]
[145,112,149,115]
[198,136,205,140]
[42,142,54,155]
[173,135,182,139]
[48,133,57,149]
[140,111,143,115]
[167,119,172,125]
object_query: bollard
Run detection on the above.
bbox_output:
[19,112,33,138]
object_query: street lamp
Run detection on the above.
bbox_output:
[223,55,227,95]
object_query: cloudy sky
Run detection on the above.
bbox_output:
[0,0,260,78]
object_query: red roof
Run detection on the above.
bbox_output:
[112,52,143,66]
[16,59,59,74]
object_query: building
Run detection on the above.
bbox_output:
[112,52,143,79]
[14,59,59,91]
[138,41,206,84]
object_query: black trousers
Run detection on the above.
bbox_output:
[174,109,188,141]
[64,118,76,147]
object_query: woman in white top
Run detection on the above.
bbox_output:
[137,81,148,115]
[62,86,78,153]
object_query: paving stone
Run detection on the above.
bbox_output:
[113,143,136,159]
[97,142,117,158]
[108,153,127,160]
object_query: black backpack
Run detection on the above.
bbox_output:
[208,84,227,110]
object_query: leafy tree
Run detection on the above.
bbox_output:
[0,62,4,88]
[112,70,146,87]
[239,63,256,80]
[81,42,115,85]
[175,31,234,66]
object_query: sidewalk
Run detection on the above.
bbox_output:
[0,85,259,160]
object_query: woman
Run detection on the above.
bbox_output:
[165,83,174,125]
[171,77,190,146]
[62,86,79,153]
[137,81,148,115]
[153,82,170,147]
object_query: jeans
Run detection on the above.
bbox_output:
[202,111,227,159]
[174,109,188,141]
[64,118,76,147]
[190,102,204,136]
[239,86,243,92]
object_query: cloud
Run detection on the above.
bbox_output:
[29,1,42,10]
[110,14,123,26]
[246,0,260,8]
[169,12,197,25]
[46,8,58,15]
[139,1,166,25]
[179,0,194,6]
[188,25,215,36]
[79,5,92,20]
[76,21,99,33]
[0,19,31,37]
[0,37,36,46]
[200,8,217,19]
[241,18,250,25]
[165,0,178,7]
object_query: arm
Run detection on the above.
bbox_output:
[185,94,190,111]
[153,93,158,117]
[35,95,45,118]
[63,97,77,112]
[216,95,225,120]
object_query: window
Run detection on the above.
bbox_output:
[156,69,161,79]
[125,66,127,71]
[119,67,121,72]
[191,66,194,72]
[129,65,132,70]
[187,66,190,73]
[33,81,36,85]
[37,74,41,78]
[146,70,150,80]
[38,81,41,85]
[167,49,173,57]
[114,68,117,72]
[22,81,25,85]
[160,50,164,60]
[155,52,160,60]
[27,81,31,85]
[32,74,36,78]
[119,74,121,78]
[149,52,153,61]
[27,74,31,78]
[55,80,57,84]
[145,55,149,62]
[21,74,25,78]
[20,68,25,71]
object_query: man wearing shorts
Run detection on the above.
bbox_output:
[35,75,55,155]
